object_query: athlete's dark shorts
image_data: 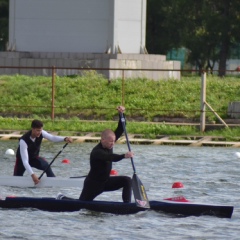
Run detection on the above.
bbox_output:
[79,176,132,203]
[13,156,55,177]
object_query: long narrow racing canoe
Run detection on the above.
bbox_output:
[0,196,233,218]
[0,176,85,188]
[0,176,150,190]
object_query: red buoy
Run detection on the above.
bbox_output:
[164,196,189,202]
[236,66,240,72]
[172,182,184,188]
[6,195,16,198]
[62,159,70,164]
[110,169,118,176]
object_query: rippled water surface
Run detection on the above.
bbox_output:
[0,140,239,239]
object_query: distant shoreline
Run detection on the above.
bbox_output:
[1,130,239,147]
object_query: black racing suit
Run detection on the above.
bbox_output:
[79,114,132,203]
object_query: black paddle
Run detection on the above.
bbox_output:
[39,143,68,180]
[120,112,150,208]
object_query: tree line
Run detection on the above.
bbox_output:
[1,0,240,76]
[0,0,8,50]
[146,0,240,76]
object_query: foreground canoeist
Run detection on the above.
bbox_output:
[0,196,233,218]
[66,106,134,204]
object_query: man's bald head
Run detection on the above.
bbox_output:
[101,129,116,149]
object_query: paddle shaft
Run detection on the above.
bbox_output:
[120,112,150,208]
[120,113,136,173]
[39,143,68,179]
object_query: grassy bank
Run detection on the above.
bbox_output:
[0,72,240,139]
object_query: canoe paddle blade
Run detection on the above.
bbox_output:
[132,173,150,208]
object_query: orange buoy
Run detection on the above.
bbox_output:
[62,159,70,164]
[110,169,118,176]
[172,182,184,188]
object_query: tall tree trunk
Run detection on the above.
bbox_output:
[218,0,230,77]
[218,37,230,77]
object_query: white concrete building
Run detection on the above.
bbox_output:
[1,0,181,80]
[8,0,147,54]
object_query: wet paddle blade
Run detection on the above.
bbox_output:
[132,173,150,208]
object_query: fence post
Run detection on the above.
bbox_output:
[51,66,56,120]
[200,72,206,132]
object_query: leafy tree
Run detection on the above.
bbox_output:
[214,0,240,76]
[146,0,240,76]
[146,0,183,55]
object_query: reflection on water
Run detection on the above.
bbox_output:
[0,140,239,240]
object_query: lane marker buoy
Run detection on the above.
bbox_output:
[164,196,189,202]
[172,182,184,188]
[5,149,15,155]
[6,195,16,198]
[110,169,118,176]
[62,159,70,164]
[235,152,240,158]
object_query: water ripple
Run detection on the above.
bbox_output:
[0,141,239,240]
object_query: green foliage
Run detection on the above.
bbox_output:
[1,73,240,123]
[1,73,240,137]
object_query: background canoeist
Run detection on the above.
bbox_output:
[13,119,73,184]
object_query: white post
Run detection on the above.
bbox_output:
[200,72,206,132]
